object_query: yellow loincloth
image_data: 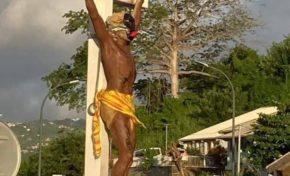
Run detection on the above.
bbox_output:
[92,89,145,157]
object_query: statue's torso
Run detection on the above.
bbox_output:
[100,38,136,95]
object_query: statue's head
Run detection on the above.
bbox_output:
[106,11,138,42]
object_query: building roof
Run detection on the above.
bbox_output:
[179,107,278,142]
[266,152,290,173]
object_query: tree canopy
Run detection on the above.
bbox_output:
[139,0,256,97]
[246,111,290,168]
[18,131,85,176]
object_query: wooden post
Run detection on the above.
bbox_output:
[84,1,112,176]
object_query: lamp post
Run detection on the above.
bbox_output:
[38,80,80,176]
[195,61,236,176]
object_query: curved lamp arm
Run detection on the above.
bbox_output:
[38,80,80,176]
[194,61,236,176]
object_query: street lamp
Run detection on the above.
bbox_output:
[38,80,80,176]
[195,61,236,176]
[156,123,170,151]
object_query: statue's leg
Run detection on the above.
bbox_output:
[125,122,136,175]
[109,113,136,176]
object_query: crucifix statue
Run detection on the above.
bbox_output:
[84,0,148,176]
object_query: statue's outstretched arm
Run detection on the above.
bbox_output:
[85,0,110,43]
[132,0,144,31]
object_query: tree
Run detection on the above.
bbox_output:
[184,43,290,119]
[262,35,290,110]
[246,111,290,168]
[139,0,256,97]
[18,131,85,176]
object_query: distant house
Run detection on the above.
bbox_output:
[267,152,290,176]
[178,106,278,171]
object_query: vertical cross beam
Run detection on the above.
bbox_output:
[84,1,112,176]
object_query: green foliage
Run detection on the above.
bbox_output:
[62,10,88,34]
[242,171,257,176]
[263,35,290,110]
[42,8,89,110]
[228,46,288,109]
[185,43,290,121]
[42,42,88,111]
[136,92,212,150]
[132,1,168,64]
[134,77,170,112]
[11,119,85,158]
[246,112,290,168]
[18,131,85,176]
[207,145,227,167]
[140,149,156,172]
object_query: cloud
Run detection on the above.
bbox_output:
[245,0,290,53]
[0,0,85,46]
[0,81,82,122]
[0,0,86,122]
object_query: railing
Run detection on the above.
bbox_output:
[128,155,224,169]
[179,155,222,168]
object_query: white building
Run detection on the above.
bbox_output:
[179,106,278,170]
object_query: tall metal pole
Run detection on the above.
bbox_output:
[38,93,49,176]
[38,80,79,176]
[210,66,236,176]
[195,61,236,176]
[165,124,169,150]
[237,125,241,174]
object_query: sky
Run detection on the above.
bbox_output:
[0,0,290,122]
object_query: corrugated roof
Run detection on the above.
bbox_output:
[179,107,278,142]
